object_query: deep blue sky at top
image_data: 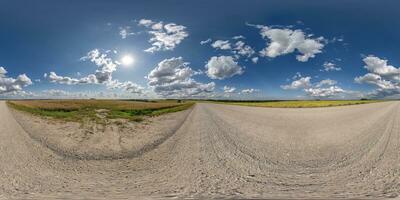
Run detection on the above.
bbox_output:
[0,0,399,98]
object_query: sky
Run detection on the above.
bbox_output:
[1,0,400,99]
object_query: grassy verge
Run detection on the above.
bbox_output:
[212,100,382,108]
[7,100,194,123]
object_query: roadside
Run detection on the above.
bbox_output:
[7,100,194,159]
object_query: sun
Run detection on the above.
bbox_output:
[121,55,134,66]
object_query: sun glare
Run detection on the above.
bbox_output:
[121,55,134,66]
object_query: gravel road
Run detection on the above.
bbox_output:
[1,101,400,199]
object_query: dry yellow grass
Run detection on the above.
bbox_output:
[9,100,182,111]
[7,100,193,122]
[215,100,382,108]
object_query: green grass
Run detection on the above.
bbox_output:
[212,100,382,108]
[7,100,194,123]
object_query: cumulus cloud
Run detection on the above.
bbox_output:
[48,49,117,85]
[281,76,311,90]
[354,56,400,98]
[252,24,325,62]
[322,62,341,71]
[0,67,32,94]
[282,75,347,98]
[107,80,145,94]
[223,86,236,93]
[147,57,215,97]
[205,56,244,80]
[362,56,400,80]
[46,49,144,94]
[80,49,118,83]
[315,79,337,87]
[304,86,345,97]
[46,72,97,85]
[211,40,231,50]
[138,19,189,53]
[355,73,396,90]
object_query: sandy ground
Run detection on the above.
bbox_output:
[1,101,400,199]
[11,108,191,160]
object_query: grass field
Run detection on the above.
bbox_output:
[7,100,193,122]
[214,100,382,108]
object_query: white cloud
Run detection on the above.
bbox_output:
[232,35,245,40]
[138,19,189,53]
[138,19,154,27]
[355,73,397,90]
[304,86,345,97]
[355,55,400,98]
[233,41,255,57]
[211,40,231,50]
[200,38,212,45]
[362,56,400,80]
[251,57,259,64]
[205,56,244,80]
[107,80,145,94]
[241,88,259,94]
[47,49,144,94]
[254,25,325,62]
[0,67,32,94]
[322,62,342,71]
[47,72,95,85]
[147,57,215,97]
[281,76,311,90]
[223,86,236,93]
[80,49,118,83]
[282,75,347,98]
[315,79,337,87]
[47,49,118,85]
[119,26,135,39]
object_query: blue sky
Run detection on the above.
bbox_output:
[1,0,400,99]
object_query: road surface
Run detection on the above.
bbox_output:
[0,101,399,199]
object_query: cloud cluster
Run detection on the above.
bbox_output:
[107,80,145,94]
[304,86,344,97]
[47,49,117,85]
[282,75,346,98]
[205,56,244,80]
[253,25,325,62]
[46,49,145,95]
[233,41,255,58]
[211,40,231,50]
[0,67,32,95]
[209,38,256,61]
[138,19,189,53]
[281,76,311,90]
[355,56,400,98]
[223,86,236,93]
[322,62,341,72]
[147,57,215,97]
[119,26,135,39]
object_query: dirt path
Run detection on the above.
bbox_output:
[1,101,399,199]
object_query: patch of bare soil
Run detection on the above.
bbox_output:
[11,108,192,159]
